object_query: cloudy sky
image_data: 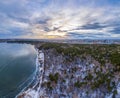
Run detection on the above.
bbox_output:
[0,0,120,39]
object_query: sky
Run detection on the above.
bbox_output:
[0,0,120,39]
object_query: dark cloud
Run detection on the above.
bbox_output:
[110,27,120,34]
[81,22,107,30]
[44,27,50,32]
[66,32,90,38]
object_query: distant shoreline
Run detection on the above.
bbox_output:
[0,39,120,45]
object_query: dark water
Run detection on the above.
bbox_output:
[0,43,36,98]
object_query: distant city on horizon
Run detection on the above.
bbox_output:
[0,38,120,44]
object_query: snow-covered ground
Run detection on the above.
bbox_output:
[105,82,120,98]
[16,48,120,98]
[116,83,120,98]
[16,49,44,98]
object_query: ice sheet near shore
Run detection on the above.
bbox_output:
[16,49,45,98]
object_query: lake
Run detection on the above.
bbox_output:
[0,43,36,97]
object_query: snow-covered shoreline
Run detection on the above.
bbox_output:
[16,49,44,98]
